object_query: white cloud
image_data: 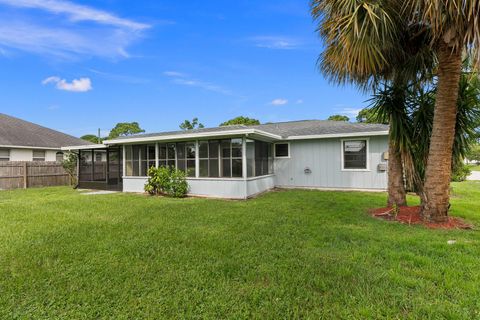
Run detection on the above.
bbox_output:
[296,99,304,104]
[270,98,288,106]
[42,76,92,92]
[163,70,233,95]
[0,0,151,59]
[338,107,363,117]
[249,36,300,50]
[0,0,149,30]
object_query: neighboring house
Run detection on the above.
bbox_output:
[64,120,390,198]
[0,113,90,162]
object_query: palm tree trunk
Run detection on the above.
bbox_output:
[422,43,463,222]
[387,135,407,207]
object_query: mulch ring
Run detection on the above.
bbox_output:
[370,206,473,230]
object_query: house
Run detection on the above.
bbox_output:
[63,120,390,198]
[0,113,90,162]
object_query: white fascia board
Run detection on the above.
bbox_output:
[61,144,106,151]
[104,129,282,145]
[0,144,62,150]
[285,131,389,140]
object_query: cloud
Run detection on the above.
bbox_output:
[337,107,363,117]
[270,98,288,106]
[0,0,151,59]
[163,70,233,95]
[249,36,300,50]
[296,99,304,104]
[42,76,92,92]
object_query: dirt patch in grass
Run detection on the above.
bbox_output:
[371,206,473,230]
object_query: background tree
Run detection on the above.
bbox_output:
[180,118,204,131]
[220,116,260,126]
[327,115,349,121]
[61,152,78,187]
[81,134,102,144]
[108,122,145,140]
[356,108,387,124]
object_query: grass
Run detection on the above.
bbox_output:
[468,164,480,171]
[0,183,480,319]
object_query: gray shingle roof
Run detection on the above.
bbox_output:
[107,120,388,142]
[0,113,90,148]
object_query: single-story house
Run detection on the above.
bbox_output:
[0,113,90,162]
[64,120,389,199]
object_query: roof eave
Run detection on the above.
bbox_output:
[61,144,107,151]
[285,131,389,140]
[0,144,62,150]
[103,129,282,145]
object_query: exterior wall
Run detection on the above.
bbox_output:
[123,176,249,199]
[188,178,247,199]
[7,148,61,162]
[274,136,388,190]
[246,175,275,197]
[123,177,148,193]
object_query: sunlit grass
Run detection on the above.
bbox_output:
[0,182,479,318]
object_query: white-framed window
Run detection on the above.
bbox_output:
[341,139,369,171]
[32,150,46,161]
[56,152,64,162]
[274,143,290,158]
[0,148,10,161]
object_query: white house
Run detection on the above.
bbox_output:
[0,113,89,162]
[64,120,389,198]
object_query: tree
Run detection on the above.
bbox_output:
[81,134,102,144]
[403,0,480,221]
[108,122,145,139]
[220,116,260,126]
[311,0,434,208]
[62,152,78,187]
[327,115,349,122]
[356,108,387,124]
[468,145,480,163]
[179,118,204,131]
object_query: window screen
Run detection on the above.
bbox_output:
[0,149,9,161]
[32,150,45,161]
[275,143,289,158]
[343,140,367,169]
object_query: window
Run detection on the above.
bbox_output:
[199,140,220,178]
[246,140,274,177]
[219,138,242,178]
[125,145,156,177]
[176,142,196,177]
[343,140,368,170]
[0,149,9,161]
[55,152,64,162]
[32,150,45,161]
[274,143,289,158]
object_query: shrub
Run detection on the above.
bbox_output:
[451,162,472,182]
[144,166,189,198]
[62,152,78,187]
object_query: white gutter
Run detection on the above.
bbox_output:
[104,129,282,145]
[61,144,106,151]
[0,144,62,150]
[285,131,389,140]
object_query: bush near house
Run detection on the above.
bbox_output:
[144,166,189,198]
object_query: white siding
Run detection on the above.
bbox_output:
[9,149,33,161]
[188,178,247,199]
[274,136,388,190]
[246,175,275,197]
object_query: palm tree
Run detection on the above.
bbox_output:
[404,0,480,222]
[311,0,434,207]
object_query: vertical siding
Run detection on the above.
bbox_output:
[274,136,388,190]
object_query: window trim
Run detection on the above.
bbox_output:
[341,138,370,172]
[274,142,290,159]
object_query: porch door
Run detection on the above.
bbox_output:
[107,148,123,186]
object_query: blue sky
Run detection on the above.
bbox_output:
[0,0,368,137]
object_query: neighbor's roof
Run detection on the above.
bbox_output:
[0,113,91,149]
[104,120,389,144]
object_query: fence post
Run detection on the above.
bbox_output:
[23,162,28,189]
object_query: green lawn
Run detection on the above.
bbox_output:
[1,183,480,319]
[469,164,480,171]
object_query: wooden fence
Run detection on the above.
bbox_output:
[0,161,71,190]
